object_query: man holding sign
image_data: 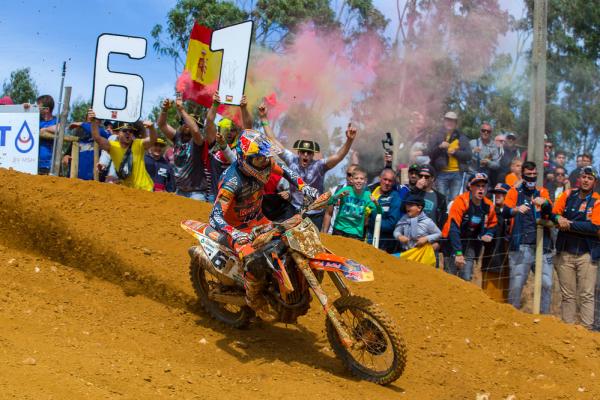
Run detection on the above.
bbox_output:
[88,109,157,191]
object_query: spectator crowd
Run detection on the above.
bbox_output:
[9,92,600,332]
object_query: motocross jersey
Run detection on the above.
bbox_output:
[209,158,306,244]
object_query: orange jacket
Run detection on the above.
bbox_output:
[442,192,497,254]
[552,189,600,260]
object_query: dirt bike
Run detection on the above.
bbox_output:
[181,192,407,385]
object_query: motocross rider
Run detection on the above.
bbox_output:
[209,129,319,321]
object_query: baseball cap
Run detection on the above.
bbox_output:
[156,138,167,146]
[403,194,425,208]
[490,183,510,194]
[506,132,517,139]
[468,172,489,186]
[580,166,598,179]
[0,96,14,105]
[408,163,421,173]
[444,111,458,120]
[419,164,436,177]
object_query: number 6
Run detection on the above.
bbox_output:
[92,34,147,122]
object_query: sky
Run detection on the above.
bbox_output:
[0,0,526,117]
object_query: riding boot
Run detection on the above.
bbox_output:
[244,275,278,322]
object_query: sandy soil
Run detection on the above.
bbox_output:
[1,168,600,399]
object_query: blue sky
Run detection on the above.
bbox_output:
[0,0,525,117]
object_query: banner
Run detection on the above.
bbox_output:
[0,105,40,174]
[182,23,223,108]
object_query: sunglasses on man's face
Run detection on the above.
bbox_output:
[419,174,432,179]
[545,144,553,149]
[121,129,135,135]
[481,129,491,134]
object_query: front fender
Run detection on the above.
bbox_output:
[308,253,374,282]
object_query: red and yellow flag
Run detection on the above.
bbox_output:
[179,23,222,108]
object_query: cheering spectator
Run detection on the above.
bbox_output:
[428,111,472,201]
[89,110,157,191]
[323,163,359,234]
[481,183,512,302]
[393,195,441,253]
[24,95,57,174]
[418,165,447,230]
[505,158,522,187]
[145,138,175,192]
[366,167,402,253]
[569,153,593,188]
[158,96,213,201]
[547,166,570,202]
[326,167,380,239]
[441,173,497,281]
[469,122,502,184]
[552,166,600,329]
[271,124,357,230]
[503,161,554,313]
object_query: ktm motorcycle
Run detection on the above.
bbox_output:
[181,192,406,385]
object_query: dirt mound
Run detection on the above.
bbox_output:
[1,168,600,399]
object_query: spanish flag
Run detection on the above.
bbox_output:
[181,22,222,108]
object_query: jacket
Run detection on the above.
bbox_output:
[428,128,472,173]
[552,189,600,261]
[367,185,402,253]
[393,212,441,251]
[469,138,502,173]
[441,192,498,255]
[503,184,553,253]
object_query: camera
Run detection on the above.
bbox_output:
[382,132,394,167]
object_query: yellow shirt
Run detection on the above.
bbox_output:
[443,133,460,172]
[109,139,154,191]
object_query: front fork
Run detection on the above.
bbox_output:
[291,252,354,348]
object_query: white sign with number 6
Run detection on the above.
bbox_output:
[92,34,146,123]
[210,21,253,106]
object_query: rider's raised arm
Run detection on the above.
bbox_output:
[272,158,306,190]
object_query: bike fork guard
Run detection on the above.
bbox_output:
[291,252,354,348]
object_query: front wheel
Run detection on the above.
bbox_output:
[326,296,407,385]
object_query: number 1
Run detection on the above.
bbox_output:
[210,21,253,106]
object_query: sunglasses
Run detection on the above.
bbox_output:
[120,129,135,134]
[419,174,432,179]
[545,144,553,148]
[480,129,492,133]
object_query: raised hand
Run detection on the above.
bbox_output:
[346,123,357,141]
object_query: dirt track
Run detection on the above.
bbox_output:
[1,168,600,399]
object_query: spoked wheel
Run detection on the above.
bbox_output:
[326,295,407,385]
[189,259,252,329]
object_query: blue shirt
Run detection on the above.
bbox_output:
[38,117,58,171]
[73,122,110,180]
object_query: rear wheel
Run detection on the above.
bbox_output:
[326,295,407,385]
[189,259,252,329]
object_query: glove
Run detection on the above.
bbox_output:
[231,229,251,245]
[301,185,319,201]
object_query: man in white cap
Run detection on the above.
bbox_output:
[428,111,472,201]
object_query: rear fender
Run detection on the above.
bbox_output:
[308,253,373,282]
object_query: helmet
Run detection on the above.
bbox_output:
[236,129,273,184]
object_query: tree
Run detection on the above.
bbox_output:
[69,99,91,123]
[2,68,38,104]
[520,0,600,155]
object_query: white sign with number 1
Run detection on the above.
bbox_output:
[211,21,253,106]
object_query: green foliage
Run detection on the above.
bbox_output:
[2,68,38,104]
[69,98,91,123]
[521,0,600,155]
